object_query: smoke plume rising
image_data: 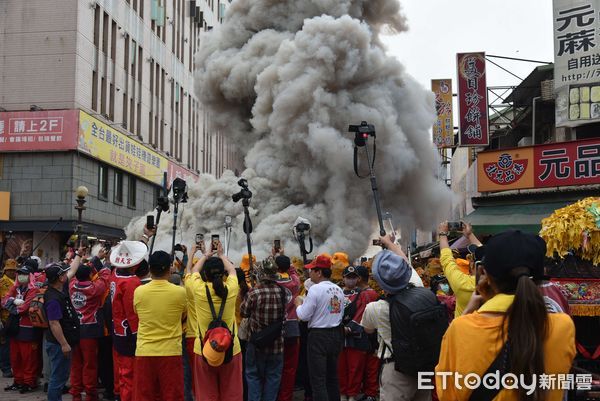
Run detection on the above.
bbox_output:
[126,0,452,262]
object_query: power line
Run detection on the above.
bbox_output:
[486,54,552,65]
[485,57,524,81]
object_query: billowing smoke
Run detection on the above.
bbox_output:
[125,0,452,262]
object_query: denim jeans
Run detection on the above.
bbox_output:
[245,342,284,401]
[0,336,10,374]
[46,340,72,401]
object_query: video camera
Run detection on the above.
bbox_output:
[348,121,376,147]
[232,178,252,203]
[172,178,188,204]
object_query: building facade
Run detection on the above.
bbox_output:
[0,0,242,264]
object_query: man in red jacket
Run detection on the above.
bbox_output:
[1,264,41,393]
[69,259,111,401]
[109,240,147,401]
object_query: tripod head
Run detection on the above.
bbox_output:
[349,121,376,147]
[172,178,188,204]
[232,178,252,204]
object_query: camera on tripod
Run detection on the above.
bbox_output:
[172,178,188,204]
[348,121,376,147]
[232,178,252,203]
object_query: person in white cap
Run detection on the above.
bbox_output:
[109,226,155,401]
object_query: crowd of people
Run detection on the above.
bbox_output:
[0,221,579,401]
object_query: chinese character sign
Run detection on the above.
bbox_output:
[0,110,79,151]
[167,160,199,186]
[431,79,454,148]
[78,111,168,185]
[477,138,600,192]
[457,53,489,146]
[554,0,600,127]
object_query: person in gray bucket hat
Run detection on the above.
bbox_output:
[361,234,431,401]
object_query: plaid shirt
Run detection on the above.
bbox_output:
[240,281,286,354]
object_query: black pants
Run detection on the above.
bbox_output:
[97,335,114,396]
[307,327,343,401]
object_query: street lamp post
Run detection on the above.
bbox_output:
[74,186,89,234]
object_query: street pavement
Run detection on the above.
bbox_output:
[1,375,307,401]
[0,376,46,401]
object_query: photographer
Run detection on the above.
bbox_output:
[190,240,242,401]
[109,225,155,401]
[435,231,575,401]
[437,221,480,317]
[240,257,287,401]
[68,249,111,401]
[133,251,187,401]
[295,255,345,401]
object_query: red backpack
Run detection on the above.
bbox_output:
[29,287,49,328]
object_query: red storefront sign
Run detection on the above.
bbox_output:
[167,160,199,186]
[478,138,600,192]
[534,138,600,187]
[457,52,489,147]
[0,110,79,151]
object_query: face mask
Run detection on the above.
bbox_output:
[344,277,358,288]
[17,275,29,285]
[439,283,450,294]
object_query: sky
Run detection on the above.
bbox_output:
[382,0,554,92]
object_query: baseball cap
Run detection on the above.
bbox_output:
[202,327,232,367]
[355,265,369,281]
[45,262,70,282]
[482,230,546,281]
[343,266,359,277]
[305,255,332,270]
[16,265,31,275]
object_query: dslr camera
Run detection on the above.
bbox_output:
[232,178,252,203]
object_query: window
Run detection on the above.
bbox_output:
[98,164,109,201]
[114,171,123,204]
[127,175,137,209]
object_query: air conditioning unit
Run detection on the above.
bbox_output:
[541,80,554,101]
[518,137,532,147]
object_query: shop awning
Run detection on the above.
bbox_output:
[464,202,570,235]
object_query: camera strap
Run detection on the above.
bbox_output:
[353,141,376,178]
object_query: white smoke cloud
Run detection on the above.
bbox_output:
[125,0,452,262]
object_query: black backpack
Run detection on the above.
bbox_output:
[342,288,362,325]
[386,285,449,376]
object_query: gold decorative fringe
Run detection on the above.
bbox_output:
[570,303,600,317]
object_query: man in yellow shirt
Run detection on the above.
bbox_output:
[0,259,17,377]
[438,222,480,317]
[132,251,187,401]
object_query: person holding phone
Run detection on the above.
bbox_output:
[437,221,481,317]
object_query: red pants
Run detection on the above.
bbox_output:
[10,339,40,387]
[114,353,135,401]
[134,356,183,401]
[70,338,99,401]
[112,348,120,397]
[338,347,367,397]
[185,337,196,395]
[194,352,243,401]
[363,353,380,397]
[278,337,300,401]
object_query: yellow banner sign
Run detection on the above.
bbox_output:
[78,111,167,185]
[432,79,454,148]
